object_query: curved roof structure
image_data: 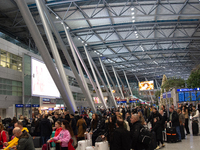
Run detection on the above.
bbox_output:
[0,0,200,84]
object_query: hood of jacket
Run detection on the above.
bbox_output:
[19,130,29,139]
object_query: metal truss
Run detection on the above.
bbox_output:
[1,0,200,82]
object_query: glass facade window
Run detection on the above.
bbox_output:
[0,78,22,96]
[0,49,22,72]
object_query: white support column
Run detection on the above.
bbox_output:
[84,48,107,109]
[63,25,96,112]
[112,66,124,99]
[35,0,77,110]
[99,58,117,108]
[123,70,133,98]
[15,0,76,113]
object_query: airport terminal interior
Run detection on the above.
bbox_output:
[0,0,200,150]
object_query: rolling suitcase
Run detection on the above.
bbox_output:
[86,146,95,150]
[95,141,109,150]
[166,127,177,143]
[192,120,199,135]
[32,136,42,148]
[78,139,92,150]
[162,130,167,142]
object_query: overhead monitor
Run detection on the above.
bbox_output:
[31,57,60,98]
[139,81,154,91]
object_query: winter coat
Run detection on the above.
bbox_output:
[104,121,116,145]
[70,118,77,136]
[40,118,52,137]
[111,127,132,150]
[169,111,180,127]
[49,127,62,143]
[0,130,7,148]
[76,118,87,138]
[130,121,145,150]
[178,113,185,125]
[4,128,29,150]
[147,111,162,128]
[17,131,35,150]
[151,121,163,140]
[53,129,71,147]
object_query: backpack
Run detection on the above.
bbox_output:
[138,127,152,146]
[1,130,9,142]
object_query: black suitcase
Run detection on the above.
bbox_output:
[180,125,185,139]
[166,127,177,143]
[146,131,157,150]
[32,136,41,148]
[192,121,199,135]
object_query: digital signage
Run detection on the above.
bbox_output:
[139,81,154,91]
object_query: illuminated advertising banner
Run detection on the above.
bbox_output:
[31,58,60,98]
[139,81,154,91]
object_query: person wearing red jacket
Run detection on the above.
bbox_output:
[0,123,7,149]
[49,121,62,150]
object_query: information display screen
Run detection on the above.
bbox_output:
[197,91,200,101]
[191,91,196,101]
[139,81,154,91]
[185,92,190,101]
[31,58,60,98]
[178,92,184,102]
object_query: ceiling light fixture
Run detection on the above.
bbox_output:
[66,26,69,29]
[56,16,59,19]
[132,20,135,22]
[61,22,63,24]
[131,8,134,11]
[100,55,102,56]
[81,41,84,43]
[85,44,87,46]
[132,13,135,15]
[94,50,97,52]
[78,37,80,40]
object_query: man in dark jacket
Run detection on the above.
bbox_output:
[147,108,162,128]
[40,115,52,145]
[111,119,131,150]
[130,114,145,150]
[12,127,35,150]
[169,107,181,142]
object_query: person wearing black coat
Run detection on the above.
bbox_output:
[40,114,52,145]
[168,107,181,142]
[151,117,165,149]
[111,119,132,150]
[130,114,145,150]
[147,108,162,128]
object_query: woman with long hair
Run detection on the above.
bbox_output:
[138,111,145,125]
[87,113,104,146]
[50,120,74,150]
[48,121,63,150]
[182,106,190,135]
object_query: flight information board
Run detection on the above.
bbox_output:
[178,92,184,102]
[191,91,196,101]
[185,92,190,101]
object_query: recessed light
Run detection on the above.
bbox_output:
[132,16,135,18]
[132,13,135,15]
[132,20,135,22]
[81,41,84,43]
[131,8,134,11]
[85,44,87,46]
[56,16,59,19]
[94,51,97,52]
[66,26,69,29]
[100,55,102,56]
[78,37,80,40]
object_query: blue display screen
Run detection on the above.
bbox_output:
[191,91,196,101]
[163,93,166,99]
[197,91,200,101]
[178,92,184,102]
[185,92,190,101]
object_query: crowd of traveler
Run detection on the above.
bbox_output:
[0,102,199,150]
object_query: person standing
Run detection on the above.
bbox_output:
[151,117,165,149]
[177,109,185,139]
[48,121,62,150]
[40,115,52,145]
[130,114,145,150]
[50,120,73,150]
[191,106,199,136]
[111,119,131,150]
[147,108,162,128]
[182,106,190,135]
[76,116,87,142]
[0,123,7,149]
[12,127,35,150]
[168,107,181,142]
